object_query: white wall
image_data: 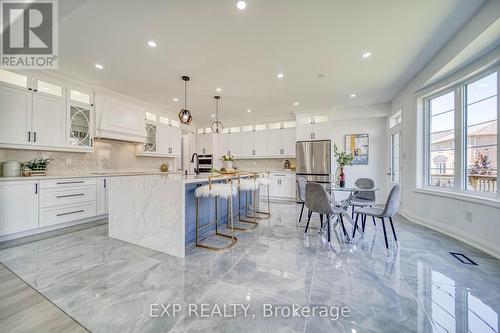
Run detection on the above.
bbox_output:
[330,116,389,203]
[390,0,500,258]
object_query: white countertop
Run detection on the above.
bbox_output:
[0,171,182,182]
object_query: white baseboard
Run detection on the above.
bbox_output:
[398,210,500,260]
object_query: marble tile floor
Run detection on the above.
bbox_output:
[0,202,499,332]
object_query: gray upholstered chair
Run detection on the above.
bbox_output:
[350,178,377,226]
[353,185,401,249]
[304,182,346,243]
[297,177,307,224]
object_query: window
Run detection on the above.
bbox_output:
[255,124,266,131]
[391,132,400,184]
[230,127,240,133]
[390,110,402,128]
[242,125,253,132]
[465,72,497,193]
[423,68,499,198]
[283,121,296,128]
[428,91,455,188]
[197,128,204,134]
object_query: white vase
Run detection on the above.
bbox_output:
[223,160,233,169]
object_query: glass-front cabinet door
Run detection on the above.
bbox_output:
[69,105,92,148]
[144,123,157,153]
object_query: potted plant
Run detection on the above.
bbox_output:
[221,154,236,170]
[22,158,53,176]
[333,144,353,187]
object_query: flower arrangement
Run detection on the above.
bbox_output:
[222,154,236,162]
[333,144,353,167]
[23,158,53,171]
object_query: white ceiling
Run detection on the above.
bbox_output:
[57,0,485,122]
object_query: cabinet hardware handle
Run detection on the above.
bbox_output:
[28,131,31,142]
[33,132,37,142]
[33,89,37,92]
[91,138,93,147]
[56,193,84,198]
[104,179,106,188]
[35,183,38,194]
[90,104,94,107]
[28,88,32,91]
[57,210,84,217]
[56,181,84,184]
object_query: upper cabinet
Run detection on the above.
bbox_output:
[196,128,213,155]
[137,113,181,157]
[210,121,296,159]
[296,114,331,141]
[68,88,94,150]
[0,70,69,150]
[95,93,147,143]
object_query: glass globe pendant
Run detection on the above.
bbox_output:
[178,76,193,125]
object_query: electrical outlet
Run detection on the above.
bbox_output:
[465,211,473,222]
[66,158,72,166]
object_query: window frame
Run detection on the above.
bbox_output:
[422,66,499,200]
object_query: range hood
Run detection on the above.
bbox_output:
[95,93,147,143]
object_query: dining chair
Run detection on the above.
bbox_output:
[350,178,376,227]
[304,182,346,243]
[297,177,307,224]
[353,185,401,249]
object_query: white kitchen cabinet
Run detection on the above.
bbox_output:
[228,132,242,156]
[253,130,268,157]
[197,132,213,155]
[0,84,32,145]
[283,128,296,155]
[267,129,283,156]
[217,132,231,156]
[96,177,108,215]
[32,94,66,147]
[164,124,181,156]
[0,181,39,236]
[296,115,331,141]
[268,172,296,200]
[240,131,254,157]
[139,122,181,157]
[95,93,147,143]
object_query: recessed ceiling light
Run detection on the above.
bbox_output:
[247,109,252,113]
[147,40,157,48]
[293,102,300,106]
[159,96,164,100]
[95,64,103,70]
[216,87,222,92]
[350,93,356,98]
[277,73,284,78]
[236,0,247,10]
[211,114,215,118]
[173,97,179,102]
[362,52,372,59]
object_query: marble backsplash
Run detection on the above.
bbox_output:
[0,139,179,176]
[233,158,295,172]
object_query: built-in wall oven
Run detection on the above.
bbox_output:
[197,155,213,173]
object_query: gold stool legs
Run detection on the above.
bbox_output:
[235,189,258,231]
[195,195,237,252]
[247,185,271,219]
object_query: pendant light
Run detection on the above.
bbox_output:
[178,76,193,125]
[211,96,224,133]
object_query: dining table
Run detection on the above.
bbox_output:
[325,184,379,243]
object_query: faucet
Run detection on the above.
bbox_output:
[191,153,199,174]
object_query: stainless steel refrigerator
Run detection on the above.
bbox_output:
[296,140,331,189]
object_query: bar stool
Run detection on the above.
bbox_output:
[256,172,271,219]
[236,174,259,230]
[194,176,238,252]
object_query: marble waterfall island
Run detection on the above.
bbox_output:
[108,174,253,258]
